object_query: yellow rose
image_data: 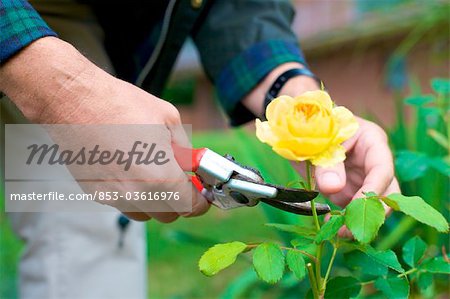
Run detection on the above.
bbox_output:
[255,90,359,167]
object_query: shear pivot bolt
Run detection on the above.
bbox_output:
[229,191,249,204]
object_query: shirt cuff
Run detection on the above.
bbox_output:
[216,40,306,126]
[0,0,57,64]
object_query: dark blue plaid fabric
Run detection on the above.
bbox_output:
[0,1,309,128]
[0,0,57,63]
[216,40,306,124]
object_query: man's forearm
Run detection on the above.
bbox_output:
[0,37,104,123]
[242,62,320,118]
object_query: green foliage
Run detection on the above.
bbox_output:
[383,194,449,232]
[428,156,450,176]
[417,272,434,296]
[404,94,434,106]
[324,277,361,299]
[315,215,344,243]
[219,268,259,299]
[286,250,306,280]
[265,223,316,239]
[252,243,285,284]
[198,190,447,297]
[197,78,449,298]
[374,276,410,299]
[402,236,427,267]
[358,245,405,273]
[395,150,429,181]
[419,256,450,274]
[345,251,388,276]
[388,76,449,251]
[198,241,247,276]
[431,78,450,93]
[345,197,385,243]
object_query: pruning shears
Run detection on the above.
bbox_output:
[173,145,330,216]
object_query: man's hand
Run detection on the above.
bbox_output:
[314,117,400,207]
[242,62,400,207]
[0,37,210,222]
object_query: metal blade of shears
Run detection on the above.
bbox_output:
[261,198,330,215]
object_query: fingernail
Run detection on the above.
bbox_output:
[322,172,341,186]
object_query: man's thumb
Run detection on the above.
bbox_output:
[315,162,346,195]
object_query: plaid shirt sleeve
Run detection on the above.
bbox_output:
[0,0,57,64]
[216,40,306,126]
[193,0,310,126]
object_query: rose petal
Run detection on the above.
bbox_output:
[295,90,333,110]
[274,137,332,157]
[266,95,294,123]
[332,106,359,144]
[272,146,311,162]
[310,144,346,167]
[287,106,333,138]
[255,119,278,145]
[258,91,357,167]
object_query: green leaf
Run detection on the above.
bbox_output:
[431,78,450,94]
[252,243,285,284]
[363,191,377,197]
[357,245,404,273]
[290,237,314,248]
[402,236,427,267]
[395,150,429,182]
[330,210,343,216]
[345,251,388,276]
[420,256,450,274]
[290,238,317,260]
[427,129,449,150]
[417,272,433,293]
[265,223,316,238]
[383,194,449,233]
[315,215,344,243]
[344,197,385,243]
[374,276,410,299]
[199,242,247,276]
[324,276,361,299]
[404,95,434,106]
[428,157,450,177]
[285,250,306,280]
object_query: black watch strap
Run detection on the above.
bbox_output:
[262,68,322,120]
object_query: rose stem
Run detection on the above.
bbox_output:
[305,161,320,231]
[305,160,324,293]
[307,262,320,299]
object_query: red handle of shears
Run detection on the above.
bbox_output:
[172,143,207,193]
[172,143,207,172]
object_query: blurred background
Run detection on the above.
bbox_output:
[1,0,449,298]
[168,0,449,130]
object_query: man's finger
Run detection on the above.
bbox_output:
[381,177,401,217]
[179,185,211,218]
[150,212,179,223]
[382,177,401,196]
[167,123,191,148]
[122,212,152,221]
[353,137,394,199]
[315,162,346,195]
